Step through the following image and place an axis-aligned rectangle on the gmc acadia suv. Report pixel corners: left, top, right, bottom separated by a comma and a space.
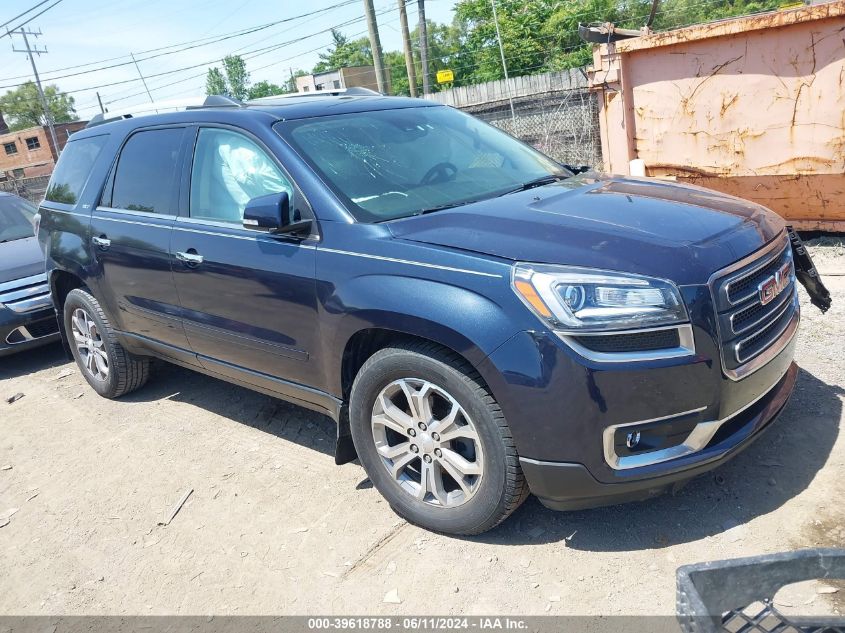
37, 93, 830, 535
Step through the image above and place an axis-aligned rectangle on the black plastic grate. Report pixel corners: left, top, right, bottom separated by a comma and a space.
573, 328, 680, 353
26, 318, 59, 338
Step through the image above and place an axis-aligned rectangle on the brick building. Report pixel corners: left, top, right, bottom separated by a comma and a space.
0, 112, 87, 180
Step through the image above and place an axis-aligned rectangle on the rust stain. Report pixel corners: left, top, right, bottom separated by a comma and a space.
720, 93, 739, 115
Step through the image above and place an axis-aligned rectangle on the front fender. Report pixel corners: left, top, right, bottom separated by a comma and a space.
319, 274, 522, 397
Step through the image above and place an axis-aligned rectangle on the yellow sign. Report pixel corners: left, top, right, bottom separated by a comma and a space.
436, 69, 454, 84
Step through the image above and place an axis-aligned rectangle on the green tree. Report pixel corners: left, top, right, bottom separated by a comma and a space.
205, 55, 250, 100
205, 67, 227, 96
0, 82, 78, 131
247, 80, 285, 99
313, 29, 372, 73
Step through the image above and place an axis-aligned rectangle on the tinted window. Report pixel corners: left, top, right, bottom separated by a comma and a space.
189, 128, 292, 224
110, 128, 184, 214
46, 134, 109, 205
0, 195, 37, 242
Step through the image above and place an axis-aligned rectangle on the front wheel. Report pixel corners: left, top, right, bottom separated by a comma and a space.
63, 288, 150, 399
349, 342, 528, 535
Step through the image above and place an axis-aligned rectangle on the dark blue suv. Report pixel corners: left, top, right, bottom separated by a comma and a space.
37, 92, 828, 535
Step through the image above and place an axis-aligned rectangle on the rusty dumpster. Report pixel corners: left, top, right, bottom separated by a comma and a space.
588, 1, 845, 231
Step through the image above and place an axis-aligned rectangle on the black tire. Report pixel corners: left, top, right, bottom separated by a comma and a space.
349, 341, 529, 535
63, 288, 150, 399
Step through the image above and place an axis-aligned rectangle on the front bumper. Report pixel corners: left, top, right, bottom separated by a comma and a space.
520, 361, 796, 510
477, 273, 800, 510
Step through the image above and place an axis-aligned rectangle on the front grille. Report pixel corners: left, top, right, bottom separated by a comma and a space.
573, 328, 681, 353
711, 235, 799, 377
0, 273, 52, 313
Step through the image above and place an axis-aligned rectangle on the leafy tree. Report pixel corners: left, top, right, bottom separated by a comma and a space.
285, 69, 308, 93
205, 67, 227, 97
0, 82, 78, 131
248, 80, 285, 99
205, 55, 250, 100
313, 29, 372, 73
222, 55, 250, 100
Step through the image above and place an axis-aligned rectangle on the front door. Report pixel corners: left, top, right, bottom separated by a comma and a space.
89, 126, 192, 355
171, 126, 320, 389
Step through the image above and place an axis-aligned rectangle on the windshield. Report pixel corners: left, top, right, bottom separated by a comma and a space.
0, 194, 37, 243
275, 106, 568, 222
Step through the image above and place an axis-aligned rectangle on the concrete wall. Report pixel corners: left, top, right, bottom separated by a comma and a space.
589, 2, 845, 231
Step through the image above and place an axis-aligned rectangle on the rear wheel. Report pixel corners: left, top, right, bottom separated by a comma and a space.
349, 342, 528, 535
63, 288, 150, 398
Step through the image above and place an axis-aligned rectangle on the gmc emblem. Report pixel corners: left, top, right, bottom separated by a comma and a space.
758, 261, 792, 305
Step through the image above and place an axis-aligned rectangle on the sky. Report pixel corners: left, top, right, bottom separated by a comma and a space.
0, 0, 458, 120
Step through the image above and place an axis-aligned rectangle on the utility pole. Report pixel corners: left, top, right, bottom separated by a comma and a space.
95, 92, 105, 114
417, 0, 430, 95
362, 0, 388, 93
490, 0, 515, 121
130, 52, 156, 108
397, 0, 417, 97
11, 28, 59, 158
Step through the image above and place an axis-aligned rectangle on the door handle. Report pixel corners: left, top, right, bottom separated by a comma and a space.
91, 236, 111, 249
176, 250, 204, 266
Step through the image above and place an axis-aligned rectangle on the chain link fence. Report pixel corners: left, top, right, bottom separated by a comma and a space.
1, 175, 50, 205
464, 90, 602, 169
427, 69, 603, 170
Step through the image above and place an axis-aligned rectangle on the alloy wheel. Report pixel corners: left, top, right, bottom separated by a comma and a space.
371, 378, 484, 507
70, 307, 109, 382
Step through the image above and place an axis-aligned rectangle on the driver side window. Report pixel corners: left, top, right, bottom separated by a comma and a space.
189, 128, 293, 224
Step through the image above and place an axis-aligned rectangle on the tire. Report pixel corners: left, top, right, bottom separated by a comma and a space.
349, 341, 529, 535
63, 288, 150, 399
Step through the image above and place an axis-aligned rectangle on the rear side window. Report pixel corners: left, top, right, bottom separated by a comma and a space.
106, 128, 184, 214
45, 135, 109, 205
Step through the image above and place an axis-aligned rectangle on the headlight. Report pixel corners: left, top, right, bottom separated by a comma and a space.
512, 264, 688, 331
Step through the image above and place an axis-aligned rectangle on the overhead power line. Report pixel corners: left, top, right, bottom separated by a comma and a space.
1, 0, 64, 38
0, 0, 361, 87
0, 0, 54, 32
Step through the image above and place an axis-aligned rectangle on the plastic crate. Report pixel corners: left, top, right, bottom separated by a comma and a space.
677, 549, 845, 633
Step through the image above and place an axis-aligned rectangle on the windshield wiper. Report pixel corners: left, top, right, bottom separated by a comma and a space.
415, 199, 479, 216
499, 174, 569, 196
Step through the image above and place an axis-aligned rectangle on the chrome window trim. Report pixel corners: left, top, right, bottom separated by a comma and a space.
554, 323, 695, 363
602, 362, 789, 470
173, 216, 320, 244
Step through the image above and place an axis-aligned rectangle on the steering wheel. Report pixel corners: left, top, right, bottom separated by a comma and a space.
420, 162, 458, 186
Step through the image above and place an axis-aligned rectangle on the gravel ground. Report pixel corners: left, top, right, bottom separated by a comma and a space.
1, 246, 843, 617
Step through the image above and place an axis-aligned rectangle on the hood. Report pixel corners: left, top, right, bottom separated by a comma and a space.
387, 175, 786, 285
0, 236, 45, 284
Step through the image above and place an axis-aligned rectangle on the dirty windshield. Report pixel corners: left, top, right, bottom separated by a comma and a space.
275, 106, 566, 222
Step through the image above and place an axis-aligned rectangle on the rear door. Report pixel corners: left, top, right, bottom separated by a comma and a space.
89, 126, 193, 356
170, 125, 320, 388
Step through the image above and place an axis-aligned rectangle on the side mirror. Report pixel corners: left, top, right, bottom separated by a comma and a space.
243, 191, 312, 237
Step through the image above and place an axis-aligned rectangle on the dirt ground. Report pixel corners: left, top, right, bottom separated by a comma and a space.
1, 243, 843, 616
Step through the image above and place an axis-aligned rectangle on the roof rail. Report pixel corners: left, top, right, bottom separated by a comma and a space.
192, 94, 246, 108
247, 86, 382, 104
85, 94, 245, 129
